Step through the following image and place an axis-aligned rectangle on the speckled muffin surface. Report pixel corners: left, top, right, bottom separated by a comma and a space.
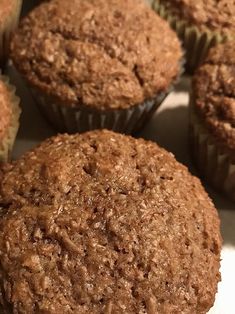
192, 42, 235, 157
11, 0, 182, 110
161, 0, 235, 35
0, 130, 221, 313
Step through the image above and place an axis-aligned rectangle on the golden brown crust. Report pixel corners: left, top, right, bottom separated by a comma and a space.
161, 0, 235, 35
11, 0, 182, 110
193, 42, 235, 157
0, 130, 221, 313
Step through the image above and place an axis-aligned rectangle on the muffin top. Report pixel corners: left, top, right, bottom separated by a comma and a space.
0, 80, 13, 143
0, 130, 221, 313
161, 0, 235, 35
10, 0, 182, 110
193, 42, 235, 156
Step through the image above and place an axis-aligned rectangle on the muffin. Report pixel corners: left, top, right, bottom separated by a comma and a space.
0, 130, 221, 313
0, 75, 21, 162
10, 0, 183, 134
190, 42, 235, 200
152, 0, 235, 72
0, 0, 22, 68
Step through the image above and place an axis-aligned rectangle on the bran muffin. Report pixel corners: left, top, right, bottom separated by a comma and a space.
0, 130, 221, 313
152, 0, 235, 72
0, 75, 21, 162
10, 0, 183, 134
0, 0, 22, 68
190, 42, 235, 200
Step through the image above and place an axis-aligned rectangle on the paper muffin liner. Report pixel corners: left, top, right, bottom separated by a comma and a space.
0, 0, 22, 68
152, 0, 228, 73
189, 101, 235, 201
31, 88, 169, 134
30, 57, 184, 134
0, 74, 21, 162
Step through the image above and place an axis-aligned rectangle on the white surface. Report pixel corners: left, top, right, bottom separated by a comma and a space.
7, 67, 235, 314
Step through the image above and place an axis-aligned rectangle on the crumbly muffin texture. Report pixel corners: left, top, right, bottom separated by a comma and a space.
193, 42, 235, 155
0, 130, 221, 313
161, 0, 235, 34
11, 0, 182, 110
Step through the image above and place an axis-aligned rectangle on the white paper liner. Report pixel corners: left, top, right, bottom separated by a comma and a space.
0, 74, 21, 162
0, 0, 22, 68
152, 0, 228, 72
189, 103, 235, 201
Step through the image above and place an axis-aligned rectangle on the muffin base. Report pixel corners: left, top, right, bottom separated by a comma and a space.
31, 88, 168, 134
30, 57, 184, 134
152, 0, 228, 73
0, 75, 21, 162
189, 103, 235, 201
0, 0, 22, 68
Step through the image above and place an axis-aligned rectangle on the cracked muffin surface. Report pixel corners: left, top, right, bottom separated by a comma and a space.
0, 130, 221, 313
10, 0, 182, 109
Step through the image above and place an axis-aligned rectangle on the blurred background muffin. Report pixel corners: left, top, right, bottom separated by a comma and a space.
11, 0, 183, 134
0, 74, 21, 162
0, 130, 221, 313
190, 42, 235, 200
152, 0, 235, 72
0, 0, 22, 68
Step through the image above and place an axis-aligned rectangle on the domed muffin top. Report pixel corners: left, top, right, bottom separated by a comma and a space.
193, 42, 235, 155
0, 130, 221, 313
10, 0, 182, 110
0, 80, 13, 142
161, 0, 235, 34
